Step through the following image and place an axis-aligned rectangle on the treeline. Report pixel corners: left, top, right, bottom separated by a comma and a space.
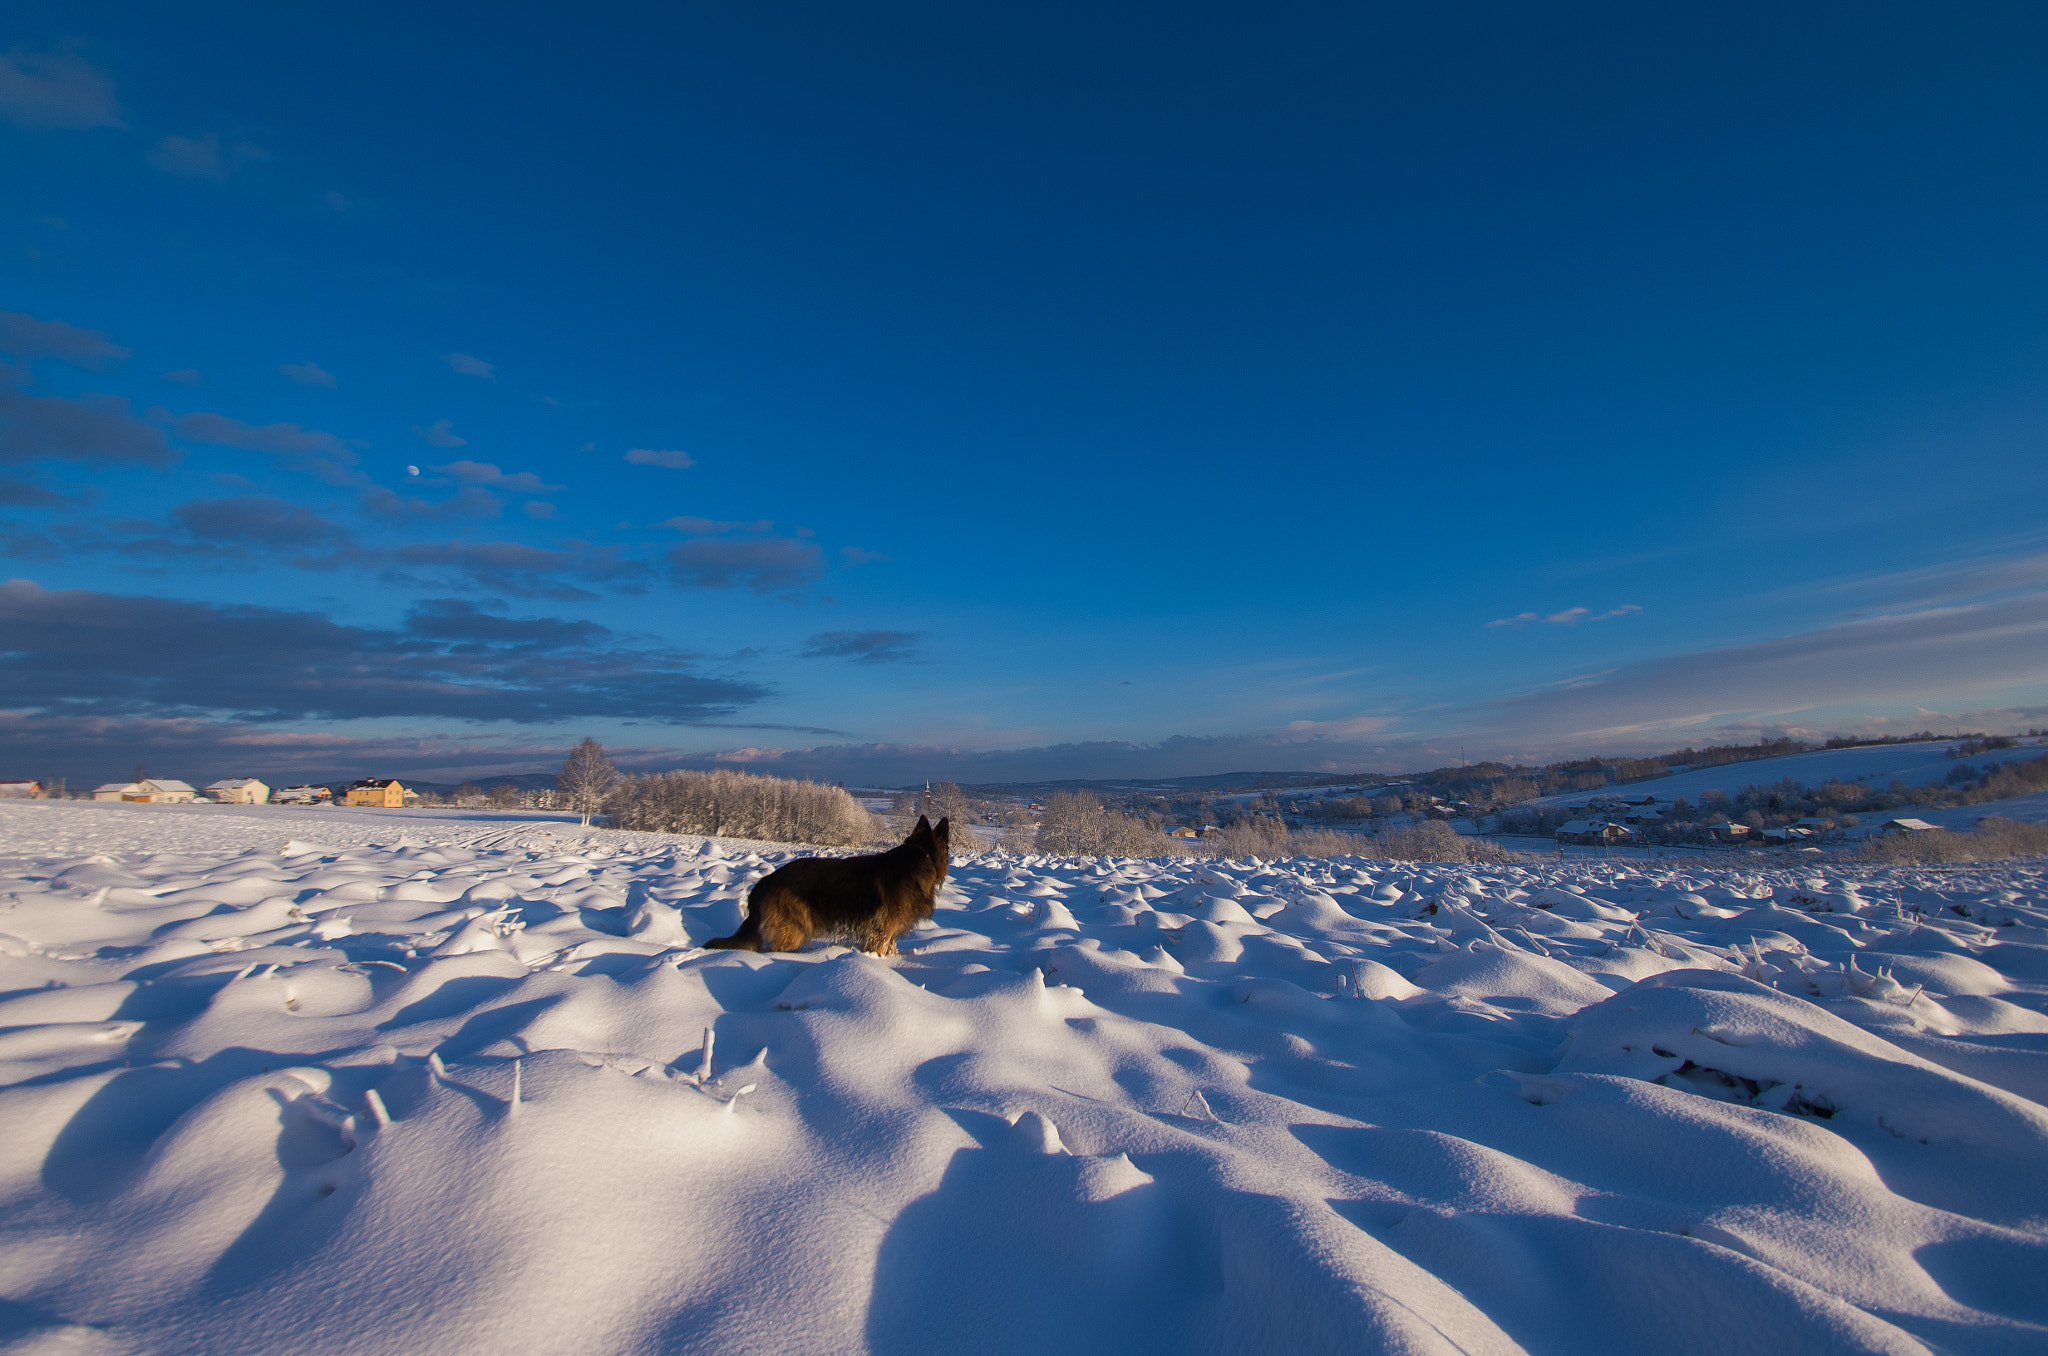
606, 768, 879, 846
1036, 790, 1514, 863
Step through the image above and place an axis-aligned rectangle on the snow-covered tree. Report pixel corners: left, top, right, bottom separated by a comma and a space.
557, 738, 619, 826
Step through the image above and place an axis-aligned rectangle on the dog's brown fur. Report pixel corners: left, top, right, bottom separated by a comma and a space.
703, 815, 950, 955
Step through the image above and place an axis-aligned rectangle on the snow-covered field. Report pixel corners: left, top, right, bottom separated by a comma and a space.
2, 801, 2046, 1355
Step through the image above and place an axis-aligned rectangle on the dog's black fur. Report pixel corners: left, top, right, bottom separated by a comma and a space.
703, 815, 950, 955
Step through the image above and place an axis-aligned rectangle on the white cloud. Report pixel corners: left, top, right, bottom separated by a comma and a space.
280, 361, 336, 389
625, 448, 695, 469
160, 369, 202, 385
443, 353, 495, 379
0, 47, 122, 130
412, 419, 467, 448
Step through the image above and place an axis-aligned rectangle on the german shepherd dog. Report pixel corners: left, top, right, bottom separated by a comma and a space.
704, 815, 950, 955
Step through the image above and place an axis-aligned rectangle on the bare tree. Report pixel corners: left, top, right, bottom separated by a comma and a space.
557, 737, 620, 826
488, 781, 520, 810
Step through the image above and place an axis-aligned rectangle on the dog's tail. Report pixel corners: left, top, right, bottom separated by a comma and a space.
702, 913, 762, 951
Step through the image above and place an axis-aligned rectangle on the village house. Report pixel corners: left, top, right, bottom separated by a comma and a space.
1556, 819, 1634, 846
0, 780, 45, 798
344, 778, 408, 808
1710, 821, 1753, 843
100, 780, 199, 804
205, 778, 271, 805
273, 784, 334, 805
1880, 817, 1941, 835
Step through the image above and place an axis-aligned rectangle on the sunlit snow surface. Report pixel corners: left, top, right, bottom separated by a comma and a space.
2, 801, 2046, 1355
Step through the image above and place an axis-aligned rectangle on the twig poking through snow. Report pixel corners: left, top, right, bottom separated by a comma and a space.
696, 1027, 715, 1085
1179, 1089, 1217, 1122
723, 1083, 757, 1115
363, 1088, 390, 1129
510, 1058, 522, 1115
428, 1052, 446, 1079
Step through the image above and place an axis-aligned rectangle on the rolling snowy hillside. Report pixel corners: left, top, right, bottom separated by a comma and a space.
1535, 739, 2048, 806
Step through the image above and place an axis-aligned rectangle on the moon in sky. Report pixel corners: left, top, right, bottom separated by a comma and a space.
406, 465, 419, 476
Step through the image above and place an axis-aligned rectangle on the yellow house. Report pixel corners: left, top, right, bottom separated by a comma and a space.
344, 778, 407, 808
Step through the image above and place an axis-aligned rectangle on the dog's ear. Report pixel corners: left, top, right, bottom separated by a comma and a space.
910, 814, 932, 839
933, 817, 950, 853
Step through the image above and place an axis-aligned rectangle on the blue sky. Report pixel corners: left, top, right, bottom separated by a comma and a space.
4, 2, 2047, 785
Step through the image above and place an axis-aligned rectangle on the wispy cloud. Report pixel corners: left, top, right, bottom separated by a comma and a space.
2, 383, 172, 468
149, 132, 268, 180
667, 536, 822, 593
280, 361, 337, 388
429, 459, 563, 493
0, 46, 122, 130
163, 409, 362, 485
625, 448, 694, 469
389, 537, 653, 600
840, 546, 892, 565
1458, 596, 2048, 747
359, 484, 503, 521
659, 515, 772, 534
800, 630, 925, 664
443, 353, 495, 379
412, 419, 466, 448
1488, 603, 1641, 628
0, 310, 129, 369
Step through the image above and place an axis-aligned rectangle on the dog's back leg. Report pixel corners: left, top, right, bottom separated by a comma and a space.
703, 912, 763, 951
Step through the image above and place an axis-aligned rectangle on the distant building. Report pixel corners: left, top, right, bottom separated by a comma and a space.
110, 780, 198, 804
1556, 819, 1633, 846
273, 784, 334, 805
1880, 817, 1940, 834
1710, 822, 1752, 842
205, 778, 271, 805
344, 778, 407, 808
0, 780, 45, 798
1763, 826, 1810, 843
